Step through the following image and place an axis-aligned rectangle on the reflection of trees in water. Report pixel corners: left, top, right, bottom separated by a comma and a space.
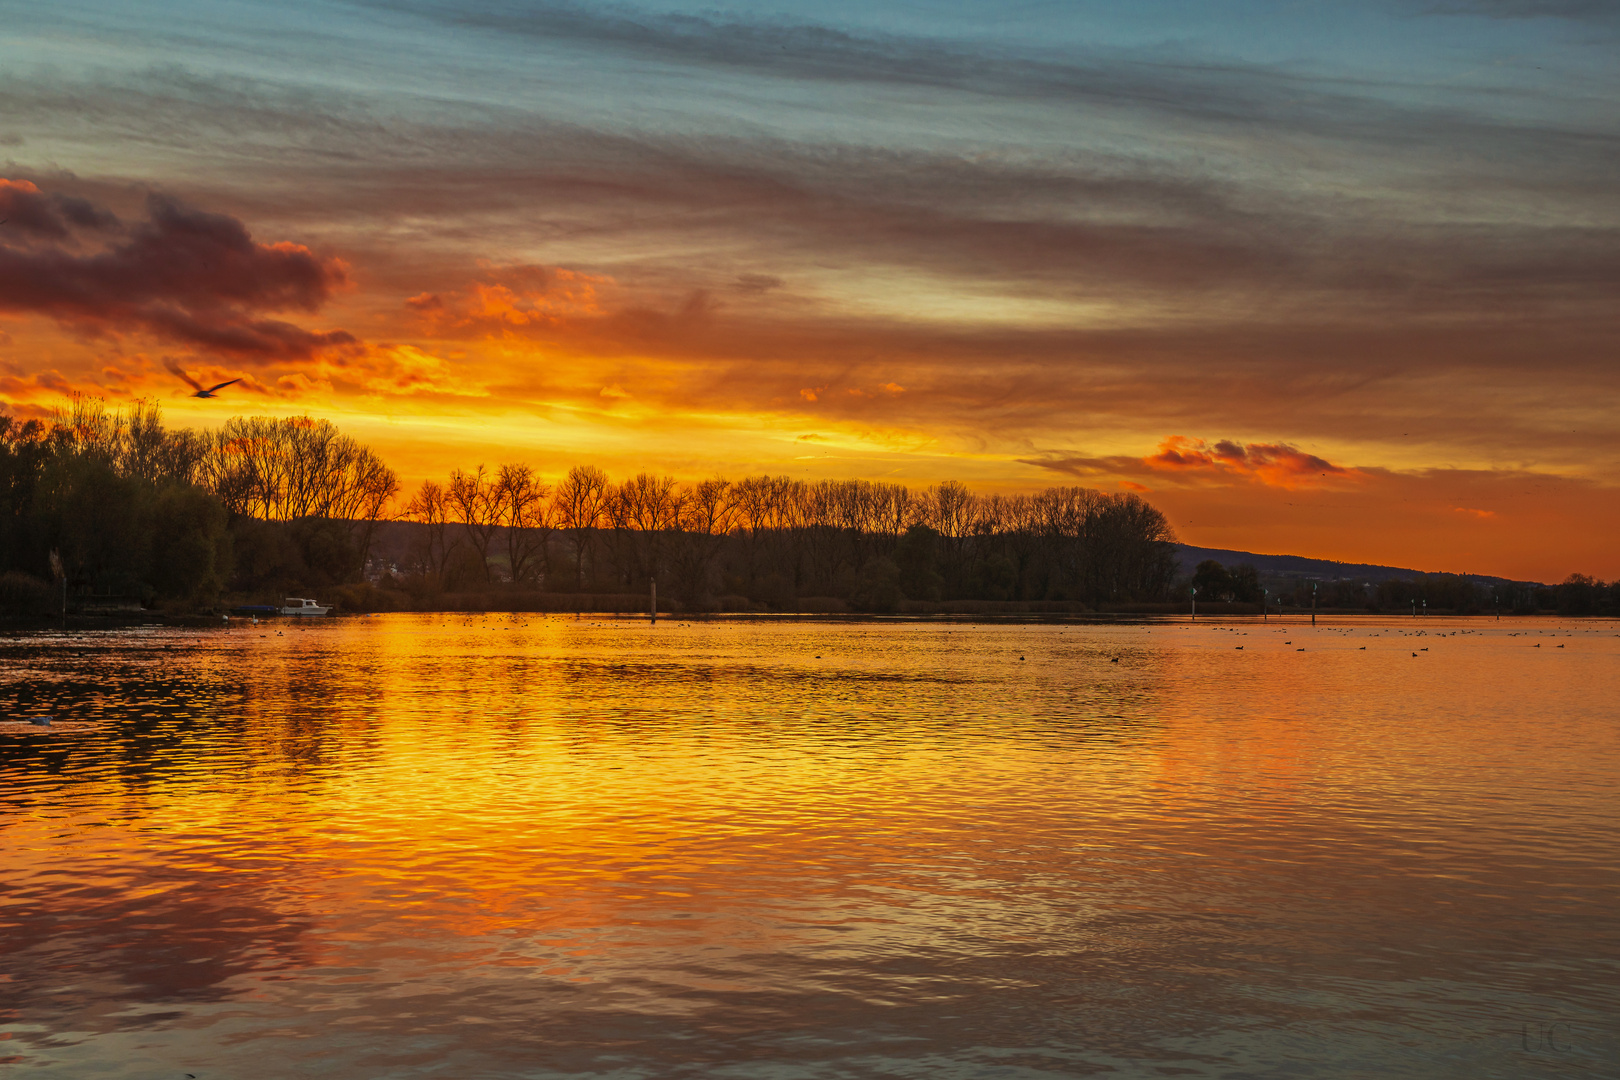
0, 633, 403, 788
0, 638, 251, 790
240, 643, 394, 772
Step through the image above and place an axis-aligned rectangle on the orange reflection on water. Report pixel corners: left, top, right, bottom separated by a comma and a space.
1, 615, 1617, 1077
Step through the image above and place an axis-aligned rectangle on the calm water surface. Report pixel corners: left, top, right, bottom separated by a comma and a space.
1, 615, 1616, 1078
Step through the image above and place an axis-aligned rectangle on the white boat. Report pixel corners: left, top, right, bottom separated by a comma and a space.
279, 597, 331, 616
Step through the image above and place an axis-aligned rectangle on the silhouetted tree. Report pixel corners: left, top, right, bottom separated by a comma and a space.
447, 465, 501, 581
555, 464, 609, 590
495, 463, 552, 585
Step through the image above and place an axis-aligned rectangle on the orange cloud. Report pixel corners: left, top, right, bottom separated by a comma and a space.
1146, 436, 1359, 489
410, 264, 610, 333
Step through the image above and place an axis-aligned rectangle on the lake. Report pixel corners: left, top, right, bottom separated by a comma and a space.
2, 615, 1616, 1078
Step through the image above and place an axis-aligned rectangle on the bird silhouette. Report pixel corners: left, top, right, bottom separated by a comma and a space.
165, 359, 241, 398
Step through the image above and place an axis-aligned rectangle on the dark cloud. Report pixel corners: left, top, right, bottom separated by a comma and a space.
0, 184, 352, 360
0, 178, 119, 239
1018, 453, 1144, 479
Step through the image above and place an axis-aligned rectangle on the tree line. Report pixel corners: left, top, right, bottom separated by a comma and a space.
4, 400, 1609, 616
391, 465, 1179, 611
1188, 557, 1617, 617
0, 401, 1177, 613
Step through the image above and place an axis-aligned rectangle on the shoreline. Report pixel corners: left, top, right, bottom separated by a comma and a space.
0, 607, 1603, 632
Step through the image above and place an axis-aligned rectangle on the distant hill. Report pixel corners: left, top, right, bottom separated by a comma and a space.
1171, 544, 1530, 588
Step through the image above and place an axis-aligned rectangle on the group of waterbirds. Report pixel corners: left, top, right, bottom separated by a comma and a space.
1179, 621, 1590, 659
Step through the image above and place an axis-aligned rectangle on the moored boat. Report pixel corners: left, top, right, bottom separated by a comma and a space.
279, 597, 331, 616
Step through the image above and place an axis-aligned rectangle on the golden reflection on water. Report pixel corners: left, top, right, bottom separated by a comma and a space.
2, 615, 1617, 1077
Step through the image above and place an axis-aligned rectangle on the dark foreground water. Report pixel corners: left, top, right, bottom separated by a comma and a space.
1, 615, 1616, 1078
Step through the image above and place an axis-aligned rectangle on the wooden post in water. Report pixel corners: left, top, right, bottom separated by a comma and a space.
650, 577, 657, 624
49, 548, 65, 629
1311, 582, 1317, 626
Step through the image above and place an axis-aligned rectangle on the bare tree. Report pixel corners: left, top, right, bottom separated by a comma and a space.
670, 477, 735, 603
554, 464, 609, 590
609, 473, 682, 587
336, 452, 400, 575
448, 465, 502, 581
402, 480, 458, 580
197, 415, 396, 533
868, 482, 912, 557
496, 463, 553, 585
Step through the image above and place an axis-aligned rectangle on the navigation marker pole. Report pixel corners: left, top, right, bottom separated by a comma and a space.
49, 548, 65, 630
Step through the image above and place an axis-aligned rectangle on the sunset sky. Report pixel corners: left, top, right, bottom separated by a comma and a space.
1, 0, 1616, 581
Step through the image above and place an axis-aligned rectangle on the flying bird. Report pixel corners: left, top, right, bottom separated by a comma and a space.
166, 360, 241, 398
